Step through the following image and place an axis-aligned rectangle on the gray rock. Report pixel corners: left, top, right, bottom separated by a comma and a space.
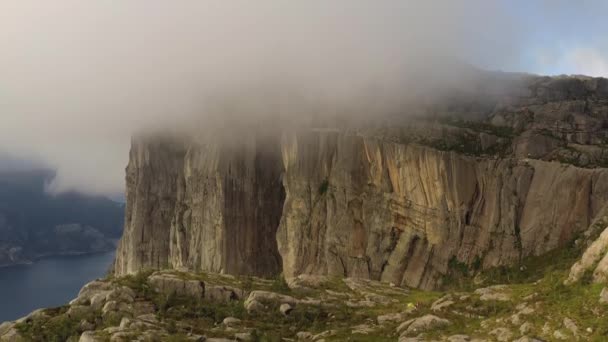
519, 322, 533, 335
79, 331, 102, 342
474, 286, 511, 302
223, 317, 242, 327
447, 335, 470, 342
244, 299, 264, 314
296, 331, 313, 340
280, 303, 293, 316
80, 319, 96, 331
351, 324, 375, 335
553, 330, 568, 340
377, 312, 405, 324
563, 317, 578, 336
397, 315, 450, 336
234, 332, 253, 341
512, 337, 543, 342
488, 327, 512, 342
600, 287, 608, 304
205, 285, 244, 303
148, 273, 204, 299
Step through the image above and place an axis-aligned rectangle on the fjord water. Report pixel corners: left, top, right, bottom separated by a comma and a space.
0, 251, 115, 322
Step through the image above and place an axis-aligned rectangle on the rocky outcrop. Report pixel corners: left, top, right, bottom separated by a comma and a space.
115, 130, 608, 290
115, 133, 284, 277
114, 75, 608, 290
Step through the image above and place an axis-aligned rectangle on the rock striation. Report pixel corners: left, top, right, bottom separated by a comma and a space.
115, 75, 608, 290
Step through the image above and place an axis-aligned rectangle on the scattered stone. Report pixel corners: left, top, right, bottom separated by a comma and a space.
311, 330, 336, 340
489, 327, 512, 342
223, 317, 242, 327
296, 331, 313, 340
245, 291, 298, 308
431, 295, 455, 312
0, 327, 22, 342
244, 299, 264, 314
80, 319, 96, 331
447, 335, 470, 342
79, 331, 102, 342
510, 314, 521, 325
553, 330, 567, 340
377, 312, 405, 324
512, 337, 543, 342
325, 290, 349, 299
474, 285, 511, 301
351, 324, 375, 334
397, 315, 450, 336
287, 275, 329, 289
205, 285, 245, 303
235, 332, 253, 341
280, 303, 293, 316
600, 287, 608, 304
363, 292, 395, 305
519, 322, 533, 335
563, 317, 578, 336
346, 300, 375, 308
67, 305, 92, 318
118, 318, 131, 329
148, 273, 204, 299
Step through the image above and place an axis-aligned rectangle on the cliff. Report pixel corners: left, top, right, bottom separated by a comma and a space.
114, 75, 608, 290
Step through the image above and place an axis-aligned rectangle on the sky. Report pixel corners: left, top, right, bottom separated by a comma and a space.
1, 1, 608, 196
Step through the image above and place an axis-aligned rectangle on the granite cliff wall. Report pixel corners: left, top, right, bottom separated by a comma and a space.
114, 130, 608, 290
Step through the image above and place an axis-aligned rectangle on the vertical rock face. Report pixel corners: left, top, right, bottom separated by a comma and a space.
115, 129, 608, 289
114, 136, 187, 275
114, 75, 608, 290
277, 132, 608, 289
115, 133, 284, 277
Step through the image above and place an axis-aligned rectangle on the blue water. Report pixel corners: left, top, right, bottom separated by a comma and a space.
0, 251, 115, 322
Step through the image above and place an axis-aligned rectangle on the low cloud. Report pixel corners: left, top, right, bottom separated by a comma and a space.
0, 1, 533, 195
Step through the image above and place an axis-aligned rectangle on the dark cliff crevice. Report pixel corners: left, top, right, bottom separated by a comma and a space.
220, 136, 285, 277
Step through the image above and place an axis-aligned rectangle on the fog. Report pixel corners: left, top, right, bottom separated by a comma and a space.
0, 1, 529, 195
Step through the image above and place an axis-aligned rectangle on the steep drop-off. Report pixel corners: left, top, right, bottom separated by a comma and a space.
115, 75, 608, 290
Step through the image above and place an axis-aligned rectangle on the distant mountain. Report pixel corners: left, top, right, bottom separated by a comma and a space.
0, 169, 124, 266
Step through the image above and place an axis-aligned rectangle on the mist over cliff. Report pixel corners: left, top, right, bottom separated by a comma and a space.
0, 0, 536, 195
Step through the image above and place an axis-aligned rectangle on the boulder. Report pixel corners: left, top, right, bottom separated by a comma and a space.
519, 322, 533, 335
489, 327, 512, 342
244, 291, 298, 309
287, 275, 330, 289
600, 287, 608, 304
280, 303, 293, 316
223, 317, 242, 327
234, 332, 253, 341
377, 312, 406, 324
474, 285, 511, 301
79, 331, 103, 342
553, 330, 568, 340
351, 324, 375, 335
431, 295, 455, 312
148, 274, 204, 299
563, 317, 578, 336
447, 335, 470, 342
244, 299, 264, 314
205, 285, 244, 303
397, 315, 450, 336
